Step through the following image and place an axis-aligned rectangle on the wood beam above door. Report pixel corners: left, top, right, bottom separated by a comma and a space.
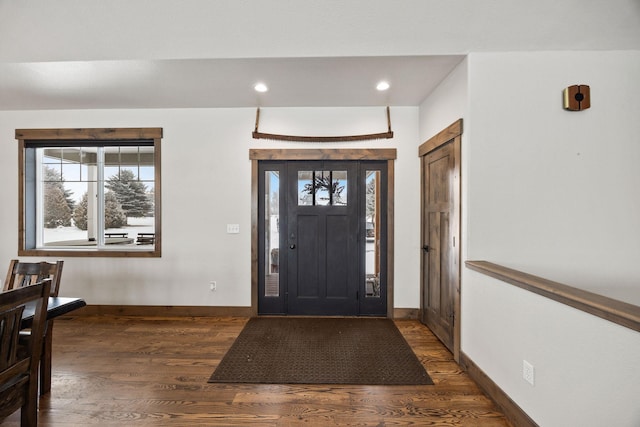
250, 149, 397, 161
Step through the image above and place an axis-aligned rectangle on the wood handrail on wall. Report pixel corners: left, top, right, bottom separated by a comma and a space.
465, 261, 640, 333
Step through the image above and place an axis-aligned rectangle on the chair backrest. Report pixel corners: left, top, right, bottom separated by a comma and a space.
0, 279, 50, 424
4, 260, 64, 297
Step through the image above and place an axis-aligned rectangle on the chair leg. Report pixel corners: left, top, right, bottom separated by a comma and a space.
23, 380, 39, 427
39, 323, 54, 396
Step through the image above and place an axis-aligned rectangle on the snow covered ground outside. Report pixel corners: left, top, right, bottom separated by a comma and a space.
43, 216, 154, 246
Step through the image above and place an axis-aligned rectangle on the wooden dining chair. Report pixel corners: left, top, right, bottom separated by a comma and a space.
0, 279, 51, 427
4, 260, 64, 395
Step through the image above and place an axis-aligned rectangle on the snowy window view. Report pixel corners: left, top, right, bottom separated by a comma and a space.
264, 171, 280, 297
23, 142, 157, 252
365, 170, 381, 298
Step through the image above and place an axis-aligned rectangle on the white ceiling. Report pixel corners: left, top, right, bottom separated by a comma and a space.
1, 0, 638, 111
0, 56, 464, 110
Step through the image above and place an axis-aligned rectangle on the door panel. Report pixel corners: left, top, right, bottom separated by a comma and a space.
421, 142, 455, 351
296, 214, 320, 297
326, 215, 350, 298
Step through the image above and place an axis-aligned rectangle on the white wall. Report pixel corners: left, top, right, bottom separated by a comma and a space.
0, 106, 420, 308
467, 50, 640, 303
418, 57, 470, 270
462, 51, 640, 426
419, 57, 468, 143
465, 269, 640, 427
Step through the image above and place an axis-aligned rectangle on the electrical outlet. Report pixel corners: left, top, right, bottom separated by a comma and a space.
210, 281, 217, 291
522, 360, 535, 386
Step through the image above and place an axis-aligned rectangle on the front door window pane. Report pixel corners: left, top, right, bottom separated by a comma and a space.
332, 170, 348, 206
298, 170, 348, 206
298, 171, 313, 206
315, 171, 331, 206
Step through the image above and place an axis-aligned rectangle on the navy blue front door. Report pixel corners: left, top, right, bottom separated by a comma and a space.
286, 162, 359, 315
258, 160, 387, 316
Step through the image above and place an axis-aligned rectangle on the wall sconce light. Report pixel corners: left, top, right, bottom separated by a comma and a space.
563, 85, 590, 111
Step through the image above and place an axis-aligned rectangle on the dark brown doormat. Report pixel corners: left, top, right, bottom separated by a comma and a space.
209, 317, 433, 385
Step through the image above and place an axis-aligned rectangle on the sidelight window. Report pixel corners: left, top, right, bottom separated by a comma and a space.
264, 170, 280, 297
365, 170, 381, 297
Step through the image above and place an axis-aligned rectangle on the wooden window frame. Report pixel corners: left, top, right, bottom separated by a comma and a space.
15, 128, 162, 258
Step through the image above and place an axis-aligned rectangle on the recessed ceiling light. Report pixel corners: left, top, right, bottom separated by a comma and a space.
376, 81, 390, 91
254, 82, 268, 93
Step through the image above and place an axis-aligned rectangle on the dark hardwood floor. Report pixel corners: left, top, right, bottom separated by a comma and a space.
2, 316, 510, 426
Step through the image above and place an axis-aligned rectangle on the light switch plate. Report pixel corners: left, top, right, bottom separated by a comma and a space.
227, 224, 240, 234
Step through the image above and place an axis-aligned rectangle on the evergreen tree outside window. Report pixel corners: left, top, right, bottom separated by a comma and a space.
106, 169, 153, 218
43, 165, 75, 228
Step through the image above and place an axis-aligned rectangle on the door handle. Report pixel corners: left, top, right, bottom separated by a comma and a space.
422, 245, 430, 253
289, 244, 296, 249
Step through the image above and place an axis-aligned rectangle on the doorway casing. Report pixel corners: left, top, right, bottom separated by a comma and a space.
418, 119, 462, 362
249, 149, 397, 317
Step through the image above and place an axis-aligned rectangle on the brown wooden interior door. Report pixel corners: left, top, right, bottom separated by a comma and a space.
420, 140, 457, 353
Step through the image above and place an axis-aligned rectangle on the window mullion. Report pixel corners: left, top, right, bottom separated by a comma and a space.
35, 150, 44, 248
96, 147, 105, 246
312, 171, 317, 206
329, 171, 333, 206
